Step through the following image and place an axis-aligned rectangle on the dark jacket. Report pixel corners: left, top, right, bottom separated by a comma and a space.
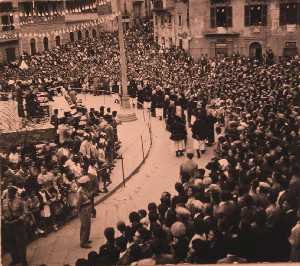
153, 91, 164, 108
170, 117, 187, 141
192, 115, 208, 140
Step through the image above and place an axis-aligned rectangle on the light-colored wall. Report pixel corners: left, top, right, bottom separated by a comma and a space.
154, 0, 189, 50
155, 0, 300, 59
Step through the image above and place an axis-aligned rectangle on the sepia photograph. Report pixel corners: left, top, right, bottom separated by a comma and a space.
0, 0, 300, 265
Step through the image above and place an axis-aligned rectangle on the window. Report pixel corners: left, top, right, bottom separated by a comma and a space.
0, 2, 13, 12
168, 15, 172, 24
280, 3, 300, 25
43, 37, 49, 51
161, 37, 165, 47
85, 30, 89, 39
155, 15, 158, 25
169, 37, 173, 46
70, 32, 75, 42
178, 15, 182, 26
211, 6, 232, 27
179, 39, 183, 49
55, 36, 61, 47
1, 15, 14, 31
30, 39, 36, 55
78, 31, 82, 40
245, 5, 267, 26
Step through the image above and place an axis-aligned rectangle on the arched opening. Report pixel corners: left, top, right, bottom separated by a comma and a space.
55, 36, 61, 47
77, 31, 82, 41
43, 37, 49, 51
70, 32, 74, 43
249, 42, 262, 60
85, 30, 89, 39
92, 29, 97, 39
30, 38, 36, 55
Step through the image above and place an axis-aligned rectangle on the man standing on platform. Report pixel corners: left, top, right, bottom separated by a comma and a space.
77, 175, 93, 249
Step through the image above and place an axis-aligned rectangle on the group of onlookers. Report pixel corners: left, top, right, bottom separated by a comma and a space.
1, 17, 300, 266
1, 93, 122, 265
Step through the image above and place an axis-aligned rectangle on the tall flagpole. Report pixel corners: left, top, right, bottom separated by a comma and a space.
117, 0, 128, 100
116, 0, 137, 122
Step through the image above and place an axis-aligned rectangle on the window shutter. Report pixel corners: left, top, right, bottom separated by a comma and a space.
226, 6, 232, 27
261, 4, 267, 26
245, 5, 250, 26
279, 4, 286, 26
211, 7, 216, 28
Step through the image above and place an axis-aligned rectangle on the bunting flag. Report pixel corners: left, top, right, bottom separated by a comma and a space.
0, 13, 116, 39
0, 0, 112, 28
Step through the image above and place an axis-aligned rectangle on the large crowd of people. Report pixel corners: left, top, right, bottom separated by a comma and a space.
1, 18, 300, 266
1, 88, 122, 265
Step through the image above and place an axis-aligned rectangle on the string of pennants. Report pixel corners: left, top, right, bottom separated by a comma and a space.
0, 13, 119, 40
0, 0, 112, 28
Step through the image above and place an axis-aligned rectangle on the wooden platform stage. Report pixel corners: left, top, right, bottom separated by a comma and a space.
0, 123, 55, 151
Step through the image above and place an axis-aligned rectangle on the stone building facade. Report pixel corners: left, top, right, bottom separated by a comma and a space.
0, 0, 114, 64
153, 0, 300, 59
110, 0, 152, 30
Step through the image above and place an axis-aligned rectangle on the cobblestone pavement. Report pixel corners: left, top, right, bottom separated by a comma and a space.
2, 98, 216, 266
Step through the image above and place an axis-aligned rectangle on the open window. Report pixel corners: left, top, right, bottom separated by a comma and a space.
211, 6, 232, 27
1, 15, 14, 31
245, 5, 267, 26
280, 3, 300, 25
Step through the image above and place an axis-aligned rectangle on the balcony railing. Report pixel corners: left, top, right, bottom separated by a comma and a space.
65, 12, 99, 22
204, 27, 239, 37
19, 15, 65, 25
0, 30, 19, 43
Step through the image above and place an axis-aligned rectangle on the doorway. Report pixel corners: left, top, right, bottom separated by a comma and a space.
249, 42, 262, 60
5, 47, 16, 62
43, 37, 49, 51
55, 36, 61, 47
30, 38, 36, 55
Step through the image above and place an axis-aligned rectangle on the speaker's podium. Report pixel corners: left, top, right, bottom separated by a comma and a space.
118, 95, 137, 122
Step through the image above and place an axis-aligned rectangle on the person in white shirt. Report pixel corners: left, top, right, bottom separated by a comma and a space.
79, 134, 92, 159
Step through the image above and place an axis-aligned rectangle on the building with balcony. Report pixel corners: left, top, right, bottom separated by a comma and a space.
110, 0, 152, 30
153, 0, 190, 50
0, 0, 20, 62
0, 0, 115, 64
153, 0, 300, 59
